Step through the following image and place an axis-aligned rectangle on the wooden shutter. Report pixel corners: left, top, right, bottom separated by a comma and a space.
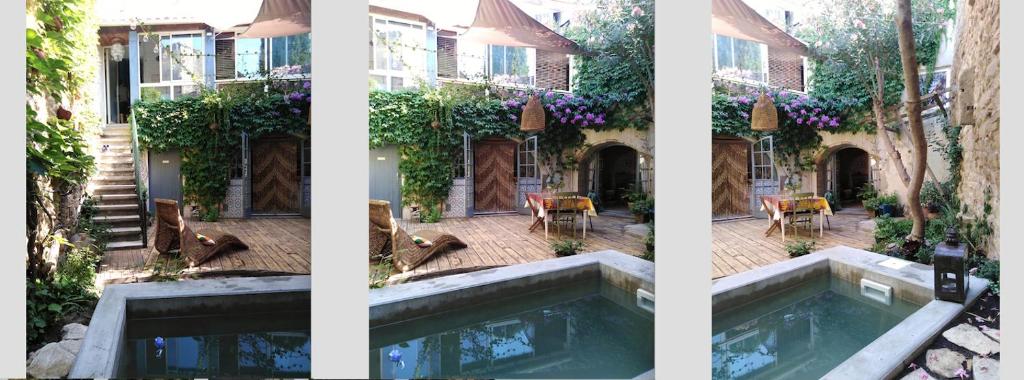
215, 38, 235, 80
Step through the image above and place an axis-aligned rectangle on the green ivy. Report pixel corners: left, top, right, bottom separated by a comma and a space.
135, 80, 310, 220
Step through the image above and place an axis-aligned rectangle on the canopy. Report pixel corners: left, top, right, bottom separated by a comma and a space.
712, 0, 807, 57
460, 0, 583, 55
237, 0, 311, 38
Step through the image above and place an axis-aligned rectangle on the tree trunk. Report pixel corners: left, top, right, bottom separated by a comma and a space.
872, 61, 912, 187
895, 0, 928, 241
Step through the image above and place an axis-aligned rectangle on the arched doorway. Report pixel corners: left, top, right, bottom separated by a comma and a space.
579, 144, 642, 213
819, 147, 872, 207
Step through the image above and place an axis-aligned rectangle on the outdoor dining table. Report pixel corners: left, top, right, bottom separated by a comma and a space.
525, 193, 598, 240
760, 194, 833, 242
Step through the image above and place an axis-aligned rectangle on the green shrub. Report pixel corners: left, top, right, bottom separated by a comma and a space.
642, 221, 654, 262
857, 183, 878, 201
54, 247, 99, 291
786, 240, 816, 257
630, 197, 654, 217
873, 216, 912, 244
551, 239, 585, 257
974, 259, 1000, 296
27, 279, 96, 346
419, 204, 442, 223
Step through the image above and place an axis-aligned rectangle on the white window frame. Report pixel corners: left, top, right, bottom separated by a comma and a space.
487, 45, 536, 87
139, 30, 206, 100
369, 14, 428, 91
215, 34, 312, 84
267, 33, 313, 78
712, 34, 770, 84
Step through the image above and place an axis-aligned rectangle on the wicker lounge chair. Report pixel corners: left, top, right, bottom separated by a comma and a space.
154, 199, 249, 267
369, 200, 467, 272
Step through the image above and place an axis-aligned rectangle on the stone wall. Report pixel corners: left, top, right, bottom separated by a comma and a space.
950, 0, 1000, 258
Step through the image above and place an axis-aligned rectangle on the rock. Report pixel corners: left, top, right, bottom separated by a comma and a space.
624, 223, 650, 239
981, 326, 1001, 342
58, 338, 83, 355
973, 356, 999, 380
943, 323, 1000, 355
858, 219, 877, 232
61, 323, 87, 341
926, 348, 966, 379
900, 368, 935, 380
25, 342, 76, 379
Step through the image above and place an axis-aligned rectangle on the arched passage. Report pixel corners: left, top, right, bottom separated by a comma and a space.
578, 142, 643, 212
816, 145, 873, 207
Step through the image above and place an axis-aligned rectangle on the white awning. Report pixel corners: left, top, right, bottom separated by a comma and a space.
712, 0, 807, 57
237, 0, 311, 38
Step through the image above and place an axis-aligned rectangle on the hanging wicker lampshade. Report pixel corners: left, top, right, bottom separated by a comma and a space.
520, 95, 545, 132
750, 93, 778, 132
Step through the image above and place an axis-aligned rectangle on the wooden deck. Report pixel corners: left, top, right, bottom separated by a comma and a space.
712, 209, 876, 279
97, 217, 310, 288
384, 213, 646, 283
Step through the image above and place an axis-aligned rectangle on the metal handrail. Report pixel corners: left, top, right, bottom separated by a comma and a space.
129, 114, 148, 247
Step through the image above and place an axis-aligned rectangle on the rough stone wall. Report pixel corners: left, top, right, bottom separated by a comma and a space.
768, 48, 803, 92
536, 50, 570, 90
950, 0, 1000, 257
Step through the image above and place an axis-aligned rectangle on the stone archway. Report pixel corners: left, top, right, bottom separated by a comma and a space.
577, 140, 649, 211
815, 143, 875, 206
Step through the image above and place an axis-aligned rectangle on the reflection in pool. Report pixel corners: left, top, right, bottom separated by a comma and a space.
124, 310, 310, 378
712, 275, 921, 380
370, 280, 653, 379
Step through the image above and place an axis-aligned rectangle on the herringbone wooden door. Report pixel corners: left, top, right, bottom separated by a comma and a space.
252, 138, 300, 214
474, 139, 517, 213
712, 139, 751, 219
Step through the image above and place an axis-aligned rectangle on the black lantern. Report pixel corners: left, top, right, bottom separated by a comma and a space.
934, 227, 969, 303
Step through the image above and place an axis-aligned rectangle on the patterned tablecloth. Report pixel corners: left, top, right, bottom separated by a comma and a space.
526, 193, 598, 218
760, 195, 833, 220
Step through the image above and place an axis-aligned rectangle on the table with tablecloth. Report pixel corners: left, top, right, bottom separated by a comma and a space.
525, 193, 597, 239
760, 195, 833, 241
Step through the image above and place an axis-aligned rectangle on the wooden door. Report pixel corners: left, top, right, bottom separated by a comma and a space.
252, 137, 300, 214
474, 139, 517, 213
712, 138, 751, 220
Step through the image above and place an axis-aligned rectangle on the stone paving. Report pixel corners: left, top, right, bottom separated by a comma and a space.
921, 323, 1000, 379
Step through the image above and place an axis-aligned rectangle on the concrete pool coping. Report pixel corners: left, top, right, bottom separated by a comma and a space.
69, 275, 311, 379
712, 246, 988, 380
369, 250, 654, 379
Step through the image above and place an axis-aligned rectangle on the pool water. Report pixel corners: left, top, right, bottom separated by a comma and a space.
712, 275, 922, 380
370, 279, 654, 379
123, 310, 310, 378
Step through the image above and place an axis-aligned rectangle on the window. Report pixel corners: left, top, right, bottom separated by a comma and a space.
919, 69, 950, 108
518, 136, 538, 178
235, 38, 268, 78
369, 15, 427, 91
270, 33, 311, 76
138, 32, 205, 100
490, 45, 535, 86
713, 34, 769, 83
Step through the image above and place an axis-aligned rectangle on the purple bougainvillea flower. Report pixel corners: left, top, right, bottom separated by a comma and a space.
788, 112, 797, 118
818, 122, 824, 129
548, 105, 557, 112
822, 115, 830, 122
808, 116, 818, 123
565, 108, 571, 113
291, 108, 301, 114
303, 81, 311, 89
560, 117, 568, 123
796, 118, 803, 125
740, 111, 749, 120
595, 117, 605, 124
556, 98, 565, 106
510, 114, 518, 121
738, 96, 750, 105
779, 90, 789, 98
579, 105, 587, 111
829, 119, 839, 127
800, 109, 807, 115
783, 105, 791, 112
813, 108, 821, 113
516, 91, 525, 97
586, 113, 595, 120
545, 91, 554, 98
582, 121, 589, 127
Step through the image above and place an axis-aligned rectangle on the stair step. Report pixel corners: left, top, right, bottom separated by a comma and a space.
106, 240, 144, 250
96, 193, 137, 200
97, 159, 133, 164
94, 214, 140, 222
94, 175, 135, 182
109, 226, 143, 235
94, 184, 136, 190
96, 204, 137, 211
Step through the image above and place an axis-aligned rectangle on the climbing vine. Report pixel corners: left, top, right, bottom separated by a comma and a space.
135, 78, 310, 220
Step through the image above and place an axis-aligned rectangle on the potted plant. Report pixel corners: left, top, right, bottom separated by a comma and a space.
630, 197, 654, 223
551, 239, 585, 257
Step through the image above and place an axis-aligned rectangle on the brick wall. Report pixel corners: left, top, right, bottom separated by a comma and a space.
536, 50, 569, 90
437, 37, 457, 79
768, 48, 804, 91
951, 0, 1000, 258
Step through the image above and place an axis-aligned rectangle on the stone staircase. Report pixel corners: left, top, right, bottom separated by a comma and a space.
90, 123, 145, 250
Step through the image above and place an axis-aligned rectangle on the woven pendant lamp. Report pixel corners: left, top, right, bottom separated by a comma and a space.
520, 95, 545, 132
750, 93, 778, 132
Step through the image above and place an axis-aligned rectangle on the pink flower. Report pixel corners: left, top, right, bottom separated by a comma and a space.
796, 118, 803, 125
853, 19, 866, 29
631, 6, 644, 17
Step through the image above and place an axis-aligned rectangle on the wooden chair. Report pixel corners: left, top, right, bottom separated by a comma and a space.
552, 192, 580, 238
788, 193, 816, 237
154, 199, 248, 267
369, 200, 467, 272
